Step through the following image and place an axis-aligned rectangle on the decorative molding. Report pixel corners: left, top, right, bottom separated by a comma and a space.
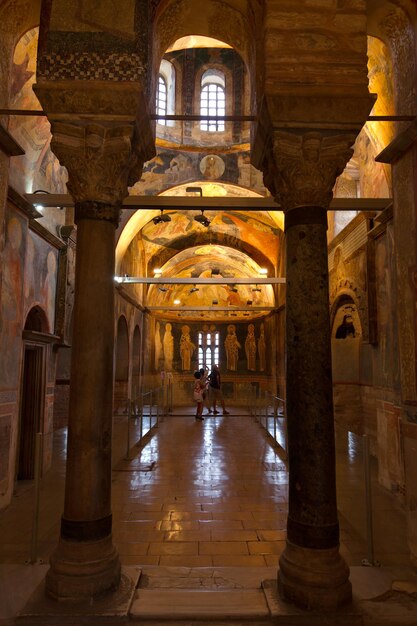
75, 201, 120, 226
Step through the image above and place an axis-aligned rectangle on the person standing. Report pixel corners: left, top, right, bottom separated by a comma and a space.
199, 366, 212, 415
208, 364, 229, 415
193, 370, 204, 420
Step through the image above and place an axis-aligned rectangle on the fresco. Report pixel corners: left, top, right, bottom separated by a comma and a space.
129, 149, 267, 197
8, 28, 67, 195
141, 244, 275, 322
0, 208, 58, 387
374, 227, 400, 389
139, 209, 280, 268
155, 319, 270, 375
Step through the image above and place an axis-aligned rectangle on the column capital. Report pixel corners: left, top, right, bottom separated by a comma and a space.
50, 121, 148, 208
263, 129, 356, 212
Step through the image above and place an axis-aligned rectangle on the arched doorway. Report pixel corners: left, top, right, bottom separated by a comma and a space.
114, 315, 129, 414
17, 306, 49, 480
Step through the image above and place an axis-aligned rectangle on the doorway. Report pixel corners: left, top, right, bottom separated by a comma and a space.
17, 343, 45, 480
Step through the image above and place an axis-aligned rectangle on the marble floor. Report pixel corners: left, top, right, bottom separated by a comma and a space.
0, 406, 410, 569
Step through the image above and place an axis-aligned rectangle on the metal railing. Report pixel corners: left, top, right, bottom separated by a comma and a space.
249, 386, 287, 459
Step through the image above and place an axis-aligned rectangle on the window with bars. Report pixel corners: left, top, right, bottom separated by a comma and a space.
198, 331, 220, 370
200, 69, 226, 132
156, 74, 167, 125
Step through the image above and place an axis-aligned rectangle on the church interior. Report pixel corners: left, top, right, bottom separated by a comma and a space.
1, 0, 417, 623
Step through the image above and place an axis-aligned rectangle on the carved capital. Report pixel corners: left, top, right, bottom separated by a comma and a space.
74, 201, 120, 226
264, 131, 356, 211
50, 121, 149, 206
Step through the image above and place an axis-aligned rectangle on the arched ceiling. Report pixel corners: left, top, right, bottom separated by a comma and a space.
117, 182, 283, 323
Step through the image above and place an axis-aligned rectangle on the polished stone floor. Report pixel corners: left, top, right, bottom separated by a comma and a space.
1, 407, 416, 624
0, 407, 410, 568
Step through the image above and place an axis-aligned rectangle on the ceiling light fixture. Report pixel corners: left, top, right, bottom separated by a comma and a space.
252, 285, 262, 292
174, 299, 181, 305
152, 209, 171, 225
259, 268, 268, 275
189, 285, 199, 294
154, 268, 162, 276
194, 209, 210, 227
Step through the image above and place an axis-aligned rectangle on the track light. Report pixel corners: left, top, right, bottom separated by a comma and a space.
194, 209, 210, 227
152, 210, 171, 225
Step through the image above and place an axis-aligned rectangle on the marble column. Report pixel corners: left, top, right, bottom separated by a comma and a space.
44, 122, 144, 600
267, 131, 357, 610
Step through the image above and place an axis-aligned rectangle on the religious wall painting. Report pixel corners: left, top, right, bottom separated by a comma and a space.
0, 214, 25, 387
245, 323, 256, 371
224, 324, 240, 371
154, 321, 162, 370
331, 300, 362, 385
130, 149, 265, 197
8, 28, 67, 195
163, 322, 174, 371
258, 322, 266, 372
179, 325, 196, 370
375, 229, 399, 389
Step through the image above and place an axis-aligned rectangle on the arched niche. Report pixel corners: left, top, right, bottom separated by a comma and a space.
132, 325, 141, 399
115, 316, 129, 382
331, 295, 363, 435
114, 315, 129, 414
24, 305, 50, 333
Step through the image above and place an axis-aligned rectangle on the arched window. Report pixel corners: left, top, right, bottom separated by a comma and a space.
200, 69, 225, 132
198, 330, 220, 370
156, 74, 168, 125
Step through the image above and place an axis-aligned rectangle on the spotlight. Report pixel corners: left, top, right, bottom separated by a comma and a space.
189, 285, 199, 294
194, 209, 210, 227
229, 284, 238, 293
158, 286, 168, 292
152, 210, 171, 225
252, 285, 262, 292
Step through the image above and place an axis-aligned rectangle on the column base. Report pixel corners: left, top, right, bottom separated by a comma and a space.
278, 540, 352, 611
45, 535, 121, 601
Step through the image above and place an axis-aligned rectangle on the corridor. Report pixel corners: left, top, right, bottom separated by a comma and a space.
1, 407, 416, 624
0, 407, 409, 569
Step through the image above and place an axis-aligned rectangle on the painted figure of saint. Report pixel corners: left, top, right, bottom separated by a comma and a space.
180, 325, 195, 370
163, 322, 174, 371
258, 323, 266, 372
224, 324, 241, 371
245, 323, 257, 371
155, 321, 162, 369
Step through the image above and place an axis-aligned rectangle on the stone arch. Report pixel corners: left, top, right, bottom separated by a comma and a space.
114, 315, 129, 414
150, 0, 256, 113
24, 304, 49, 333
131, 324, 141, 399
367, 0, 416, 113
115, 315, 129, 382
147, 230, 275, 275
331, 293, 364, 435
